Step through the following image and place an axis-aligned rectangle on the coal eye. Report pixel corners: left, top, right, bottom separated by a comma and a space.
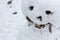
29, 6, 34, 11
45, 10, 52, 15
13, 12, 17, 15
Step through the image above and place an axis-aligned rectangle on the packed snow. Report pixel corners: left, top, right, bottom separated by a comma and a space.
0, 0, 60, 40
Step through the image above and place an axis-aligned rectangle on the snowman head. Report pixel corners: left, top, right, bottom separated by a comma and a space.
21, 0, 60, 32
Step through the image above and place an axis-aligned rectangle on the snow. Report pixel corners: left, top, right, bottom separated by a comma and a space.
0, 0, 60, 40
17, 0, 60, 40
0, 0, 26, 40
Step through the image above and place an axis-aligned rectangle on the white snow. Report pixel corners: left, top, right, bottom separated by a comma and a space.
0, 0, 60, 40
17, 0, 60, 40
0, 0, 26, 40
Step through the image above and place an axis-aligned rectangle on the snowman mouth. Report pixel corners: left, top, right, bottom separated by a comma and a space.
26, 16, 52, 33
26, 16, 34, 23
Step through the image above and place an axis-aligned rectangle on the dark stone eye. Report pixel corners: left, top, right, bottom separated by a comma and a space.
29, 6, 34, 11
7, 0, 12, 5
45, 10, 52, 15
13, 12, 17, 15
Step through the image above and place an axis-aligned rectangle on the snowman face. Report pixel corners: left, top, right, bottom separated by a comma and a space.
21, 0, 60, 28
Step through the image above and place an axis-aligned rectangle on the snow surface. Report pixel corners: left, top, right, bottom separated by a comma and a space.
0, 0, 60, 40
17, 0, 60, 40
0, 0, 27, 40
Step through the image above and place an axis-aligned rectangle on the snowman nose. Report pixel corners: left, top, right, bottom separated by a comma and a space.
37, 16, 42, 21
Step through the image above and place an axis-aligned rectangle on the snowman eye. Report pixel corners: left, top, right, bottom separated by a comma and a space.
28, 6, 34, 11
45, 10, 53, 15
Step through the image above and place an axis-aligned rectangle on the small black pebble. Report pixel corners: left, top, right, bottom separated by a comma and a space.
45, 10, 52, 15
13, 12, 17, 15
29, 6, 34, 11
7, 0, 12, 5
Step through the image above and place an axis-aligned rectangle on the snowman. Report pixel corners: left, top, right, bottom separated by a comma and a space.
17, 0, 60, 40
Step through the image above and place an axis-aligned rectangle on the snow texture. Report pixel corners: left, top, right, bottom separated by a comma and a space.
17, 0, 60, 40
0, 0, 60, 40
0, 0, 26, 40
